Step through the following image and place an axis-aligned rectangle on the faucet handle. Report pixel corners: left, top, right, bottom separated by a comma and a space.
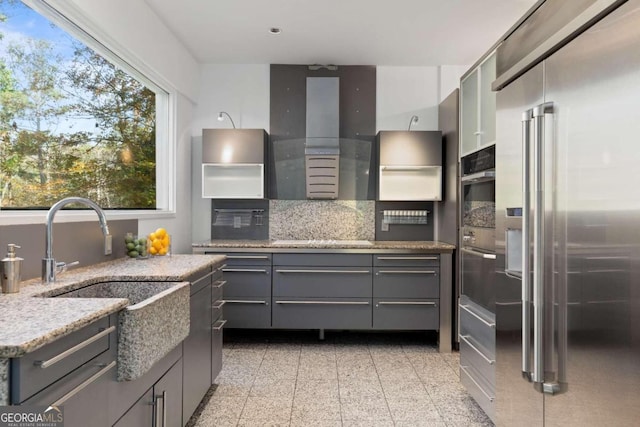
56, 261, 80, 274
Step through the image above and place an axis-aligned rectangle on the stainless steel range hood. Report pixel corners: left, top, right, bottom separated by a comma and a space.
305, 77, 340, 199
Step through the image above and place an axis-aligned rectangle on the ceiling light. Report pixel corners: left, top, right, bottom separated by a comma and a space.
269, 27, 282, 35
217, 111, 236, 129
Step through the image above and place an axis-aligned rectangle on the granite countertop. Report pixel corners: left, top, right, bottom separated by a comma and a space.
0, 254, 225, 358
193, 240, 456, 253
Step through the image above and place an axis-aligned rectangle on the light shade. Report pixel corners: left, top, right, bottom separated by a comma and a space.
217, 111, 236, 129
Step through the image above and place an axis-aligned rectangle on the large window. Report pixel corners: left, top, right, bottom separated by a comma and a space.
0, 0, 168, 210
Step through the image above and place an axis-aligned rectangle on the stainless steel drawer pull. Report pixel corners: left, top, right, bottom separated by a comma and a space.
216, 264, 227, 272
212, 319, 227, 331
376, 270, 437, 275
460, 304, 496, 329
377, 301, 437, 306
460, 365, 495, 402
376, 256, 438, 260
275, 269, 370, 274
51, 361, 116, 407
212, 300, 226, 309
212, 280, 227, 289
275, 300, 370, 305
35, 326, 116, 369
223, 300, 268, 304
226, 255, 270, 260
222, 268, 269, 273
461, 248, 497, 260
191, 270, 215, 286
460, 335, 495, 365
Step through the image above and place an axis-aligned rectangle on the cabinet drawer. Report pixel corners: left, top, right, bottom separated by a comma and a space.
223, 298, 271, 328
373, 298, 439, 330
188, 265, 217, 295
212, 299, 225, 323
272, 298, 371, 329
460, 363, 495, 422
211, 319, 225, 382
460, 336, 495, 387
373, 268, 439, 298
222, 266, 271, 297
218, 253, 271, 266
459, 302, 496, 353
11, 315, 114, 404
373, 254, 439, 267
273, 253, 371, 267
273, 267, 372, 298
212, 278, 225, 302
22, 346, 115, 426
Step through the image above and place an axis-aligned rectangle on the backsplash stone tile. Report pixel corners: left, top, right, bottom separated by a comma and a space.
269, 200, 375, 240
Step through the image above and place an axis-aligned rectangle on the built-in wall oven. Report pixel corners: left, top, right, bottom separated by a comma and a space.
460, 146, 496, 312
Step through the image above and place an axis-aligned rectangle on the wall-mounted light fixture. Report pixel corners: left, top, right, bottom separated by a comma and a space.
217, 111, 236, 129
408, 115, 419, 131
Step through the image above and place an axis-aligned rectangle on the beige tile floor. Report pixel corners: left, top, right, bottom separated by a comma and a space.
193, 331, 493, 427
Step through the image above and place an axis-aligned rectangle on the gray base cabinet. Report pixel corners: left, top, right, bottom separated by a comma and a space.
11, 314, 118, 427
221, 253, 272, 328
182, 267, 214, 426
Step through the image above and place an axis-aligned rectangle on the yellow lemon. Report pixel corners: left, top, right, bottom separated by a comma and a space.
162, 235, 170, 248
152, 239, 163, 251
149, 246, 158, 255
155, 227, 167, 239
159, 247, 168, 256
148, 232, 157, 241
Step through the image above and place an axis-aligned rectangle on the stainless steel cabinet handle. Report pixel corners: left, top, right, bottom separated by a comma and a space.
376, 256, 438, 260
376, 270, 437, 274
192, 270, 215, 286
226, 255, 270, 259
275, 300, 369, 305
460, 335, 495, 365
154, 390, 166, 427
460, 248, 496, 260
51, 361, 116, 407
212, 319, 227, 331
222, 268, 269, 273
223, 299, 268, 304
35, 326, 116, 369
376, 301, 437, 306
460, 171, 495, 183
460, 365, 495, 402
275, 269, 370, 274
212, 300, 226, 309
459, 304, 495, 328
216, 264, 227, 271
212, 280, 227, 289
522, 108, 533, 380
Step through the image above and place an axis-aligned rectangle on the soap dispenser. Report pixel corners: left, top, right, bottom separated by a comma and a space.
1, 244, 23, 293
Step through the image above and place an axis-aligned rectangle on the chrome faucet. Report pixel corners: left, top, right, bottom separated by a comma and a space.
42, 197, 113, 284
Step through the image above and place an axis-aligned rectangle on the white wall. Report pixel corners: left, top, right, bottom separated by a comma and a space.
376, 66, 440, 132
192, 64, 271, 136
439, 65, 469, 102
52, 0, 201, 101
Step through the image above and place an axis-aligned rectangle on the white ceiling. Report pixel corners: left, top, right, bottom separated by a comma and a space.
144, 0, 537, 66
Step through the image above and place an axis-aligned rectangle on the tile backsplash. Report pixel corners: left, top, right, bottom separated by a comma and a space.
269, 200, 375, 240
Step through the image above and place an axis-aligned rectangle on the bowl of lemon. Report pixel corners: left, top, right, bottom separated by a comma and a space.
148, 227, 171, 256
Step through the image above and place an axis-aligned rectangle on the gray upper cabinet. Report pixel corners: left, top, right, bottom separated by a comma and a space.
201, 129, 268, 199
460, 51, 496, 158
377, 130, 443, 201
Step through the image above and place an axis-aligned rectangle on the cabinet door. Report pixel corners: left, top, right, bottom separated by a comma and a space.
182, 285, 212, 425
479, 52, 497, 146
460, 69, 479, 156
154, 359, 183, 427
114, 389, 153, 427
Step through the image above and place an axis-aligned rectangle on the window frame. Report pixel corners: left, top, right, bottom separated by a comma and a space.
0, 0, 177, 225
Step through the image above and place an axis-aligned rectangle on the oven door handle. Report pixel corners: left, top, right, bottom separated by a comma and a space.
461, 247, 496, 260
461, 170, 496, 183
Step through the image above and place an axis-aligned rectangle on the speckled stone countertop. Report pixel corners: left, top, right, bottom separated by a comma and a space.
0, 254, 225, 358
193, 240, 455, 253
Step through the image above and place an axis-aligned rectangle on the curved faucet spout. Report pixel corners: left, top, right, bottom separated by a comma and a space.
43, 197, 112, 284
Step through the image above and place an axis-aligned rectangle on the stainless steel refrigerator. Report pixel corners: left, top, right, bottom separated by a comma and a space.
494, 0, 640, 425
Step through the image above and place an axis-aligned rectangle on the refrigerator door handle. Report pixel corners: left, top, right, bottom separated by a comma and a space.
521, 108, 533, 381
